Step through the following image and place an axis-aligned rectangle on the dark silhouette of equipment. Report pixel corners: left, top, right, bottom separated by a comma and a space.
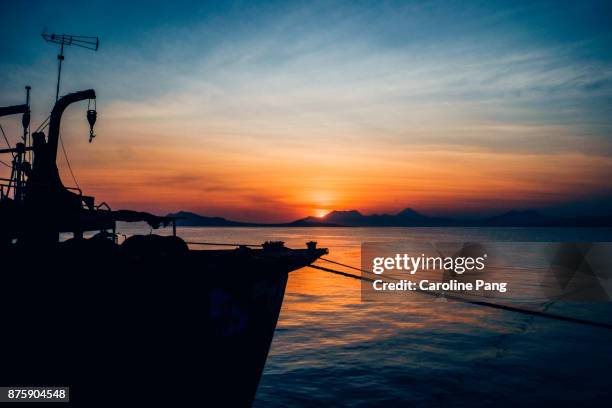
0, 87, 31, 203
1, 32, 328, 408
0, 87, 327, 402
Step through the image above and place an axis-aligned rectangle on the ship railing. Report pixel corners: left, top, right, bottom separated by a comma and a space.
95, 201, 111, 211
0, 178, 15, 200
0, 177, 83, 194
65, 186, 83, 195
0, 178, 98, 212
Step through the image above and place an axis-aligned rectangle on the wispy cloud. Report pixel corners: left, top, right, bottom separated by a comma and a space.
1, 1, 611, 220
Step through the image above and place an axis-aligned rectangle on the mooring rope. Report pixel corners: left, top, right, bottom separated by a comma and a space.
163, 239, 612, 330
186, 241, 262, 247
308, 261, 612, 330
321, 257, 371, 274
309, 264, 377, 282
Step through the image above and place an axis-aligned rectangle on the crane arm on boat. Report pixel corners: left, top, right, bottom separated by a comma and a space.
0, 104, 29, 118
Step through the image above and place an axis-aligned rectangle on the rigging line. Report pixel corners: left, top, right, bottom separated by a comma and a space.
0, 159, 12, 168
28, 124, 32, 162
0, 125, 15, 159
59, 134, 80, 190
34, 115, 50, 133
306, 264, 612, 331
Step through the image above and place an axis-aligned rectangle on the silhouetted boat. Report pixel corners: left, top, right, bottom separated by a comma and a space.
0, 87, 326, 406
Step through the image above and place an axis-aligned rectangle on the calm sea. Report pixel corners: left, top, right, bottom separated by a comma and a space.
115, 226, 612, 407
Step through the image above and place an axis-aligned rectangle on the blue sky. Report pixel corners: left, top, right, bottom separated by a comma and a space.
1, 1, 611, 220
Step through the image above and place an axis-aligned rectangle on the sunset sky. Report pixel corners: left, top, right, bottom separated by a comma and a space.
1, 0, 612, 222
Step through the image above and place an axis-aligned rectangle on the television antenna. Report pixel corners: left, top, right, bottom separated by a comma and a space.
42, 33, 99, 101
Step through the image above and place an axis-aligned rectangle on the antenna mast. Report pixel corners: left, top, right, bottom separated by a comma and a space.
42, 33, 99, 101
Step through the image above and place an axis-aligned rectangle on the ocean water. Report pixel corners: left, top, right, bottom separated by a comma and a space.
117, 226, 612, 407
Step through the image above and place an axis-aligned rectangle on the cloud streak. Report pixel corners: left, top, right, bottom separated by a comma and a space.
1, 1, 612, 220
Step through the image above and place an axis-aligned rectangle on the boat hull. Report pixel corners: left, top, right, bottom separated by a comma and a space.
0, 242, 326, 406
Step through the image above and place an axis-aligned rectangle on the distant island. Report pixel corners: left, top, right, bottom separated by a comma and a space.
167, 209, 612, 228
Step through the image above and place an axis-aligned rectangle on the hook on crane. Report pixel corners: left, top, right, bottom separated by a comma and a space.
87, 98, 97, 143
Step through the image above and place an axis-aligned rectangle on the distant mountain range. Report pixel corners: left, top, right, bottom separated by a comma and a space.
167, 209, 612, 227
297, 208, 452, 227
166, 211, 339, 227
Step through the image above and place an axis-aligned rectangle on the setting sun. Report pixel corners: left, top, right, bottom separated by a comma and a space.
314, 209, 329, 218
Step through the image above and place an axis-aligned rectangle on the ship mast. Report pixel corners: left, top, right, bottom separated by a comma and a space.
40, 32, 100, 189
0, 87, 30, 202
41, 33, 99, 101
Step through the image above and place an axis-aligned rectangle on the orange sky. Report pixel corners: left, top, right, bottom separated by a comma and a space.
1, 86, 610, 223
2, 2, 612, 222
12, 108, 604, 223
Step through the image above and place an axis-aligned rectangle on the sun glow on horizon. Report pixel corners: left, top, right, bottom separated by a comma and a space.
314, 209, 330, 218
